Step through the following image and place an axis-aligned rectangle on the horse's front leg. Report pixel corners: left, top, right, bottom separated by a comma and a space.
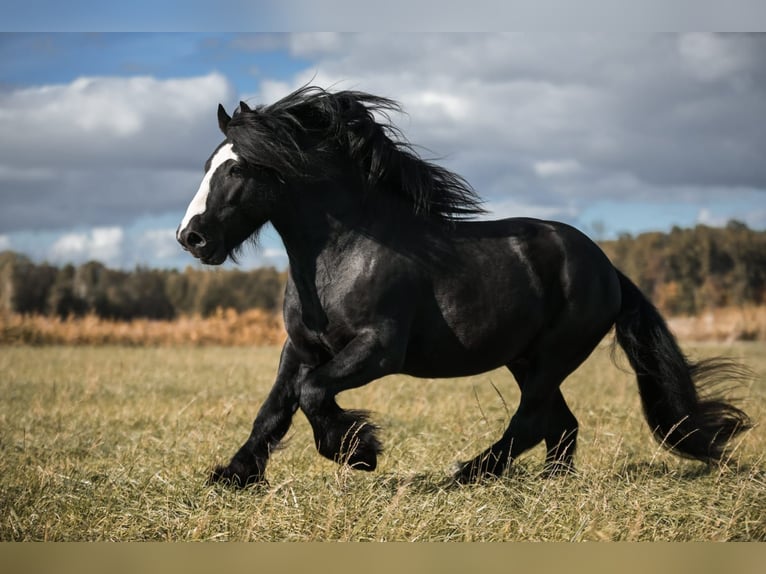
209, 341, 304, 488
298, 325, 406, 471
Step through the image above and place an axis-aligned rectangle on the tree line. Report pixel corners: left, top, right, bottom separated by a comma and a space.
600, 220, 766, 315
1, 221, 764, 320
0, 252, 286, 320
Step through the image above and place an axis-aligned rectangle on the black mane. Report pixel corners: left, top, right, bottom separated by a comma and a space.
226, 86, 486, 223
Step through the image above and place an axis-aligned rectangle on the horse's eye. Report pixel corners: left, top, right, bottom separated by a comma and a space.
229, 164, 243, 178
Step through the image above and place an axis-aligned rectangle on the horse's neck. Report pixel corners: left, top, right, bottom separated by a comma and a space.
272, 198, 353, 331
271, 179, 453, 281
273, 204, 339, 259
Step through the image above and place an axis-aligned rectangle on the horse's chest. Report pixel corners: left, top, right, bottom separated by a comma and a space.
284, 292, 352, 364
287, 319, 356, 366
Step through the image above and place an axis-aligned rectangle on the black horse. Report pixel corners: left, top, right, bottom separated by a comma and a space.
177, 86, 751, 487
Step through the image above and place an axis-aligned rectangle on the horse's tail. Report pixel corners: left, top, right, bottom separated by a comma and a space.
613, 269, 751, 463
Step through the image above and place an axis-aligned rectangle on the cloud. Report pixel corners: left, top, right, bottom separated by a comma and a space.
249, 33, 766, 225
3, 33, 765, 271
50, 226, 124, 265
677, 33, 755, 82
137, 228, 181, 261
0, 73, 232, 232
0, 73, 231, 169
0, 234, 10, 251
485, 197, 579, 222
534, 159, 584, 178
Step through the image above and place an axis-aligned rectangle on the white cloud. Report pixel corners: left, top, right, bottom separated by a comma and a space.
262, 247, 288, 259
696, 207, 726, 227
486, 197, 579, 221
89, 227, 123, 262
409, 91, 471, 122
0, 73, 233, 232
534, 159, 583, 178
50, 226, 124, 265
138, 228, 180, 261
51, 232, 88, 258
0, 73, 232, 170
0, 235, 10, 251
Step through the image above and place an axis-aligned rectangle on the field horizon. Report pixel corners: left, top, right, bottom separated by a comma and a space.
2, 304, 765, 347
1, 341, 764, 541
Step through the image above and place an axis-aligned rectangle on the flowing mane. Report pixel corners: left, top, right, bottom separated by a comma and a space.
226, 86, 486, 223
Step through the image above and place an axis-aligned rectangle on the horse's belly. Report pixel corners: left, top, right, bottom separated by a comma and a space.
400, 309, 542, 378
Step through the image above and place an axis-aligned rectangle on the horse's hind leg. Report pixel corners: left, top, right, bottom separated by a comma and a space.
454, 373, 554, 483
454, 327, 604, 484
508, 364, 579, 475
542, 390, 578, 476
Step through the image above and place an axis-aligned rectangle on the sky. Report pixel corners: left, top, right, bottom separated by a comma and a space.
1, 31, 765, 270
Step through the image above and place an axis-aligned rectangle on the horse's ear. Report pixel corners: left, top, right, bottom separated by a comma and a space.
217, 103, 231, 134
238, 100, 252, 113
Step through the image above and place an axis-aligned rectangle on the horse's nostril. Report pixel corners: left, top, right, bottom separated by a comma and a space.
185, 230, 207, 249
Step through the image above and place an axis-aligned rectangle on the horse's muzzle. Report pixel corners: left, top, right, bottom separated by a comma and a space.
177, 226, 226, 265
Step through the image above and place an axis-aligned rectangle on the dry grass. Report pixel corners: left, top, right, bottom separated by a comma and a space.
0, 341, 763, 541
0, 308, 286, 347
667, 305, 766, 342
2, 305, 765, 348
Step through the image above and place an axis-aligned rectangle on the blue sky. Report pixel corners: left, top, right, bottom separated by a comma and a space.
1, 32, 765, 270
0, 34, 309, 86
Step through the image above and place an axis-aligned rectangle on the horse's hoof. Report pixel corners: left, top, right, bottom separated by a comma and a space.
452, 452, 507, 484
343, 419, 381, 471
208, 463, 268, 489
452, 461, 477, 484
345, 446, 378, 471
452, 458, 503, 485
318, 410, 382, 471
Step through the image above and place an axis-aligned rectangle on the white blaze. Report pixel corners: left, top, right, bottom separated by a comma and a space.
178, 143, 239, 237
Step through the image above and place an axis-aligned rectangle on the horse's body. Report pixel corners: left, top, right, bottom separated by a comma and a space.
177, 86, 750, 487
283, 214, 619, 379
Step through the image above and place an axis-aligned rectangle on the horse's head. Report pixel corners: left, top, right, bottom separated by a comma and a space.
177, 102, 282, 265
178, 86, 486, 265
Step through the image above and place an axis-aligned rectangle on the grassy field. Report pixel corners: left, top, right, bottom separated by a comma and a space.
1, 341, 764, 541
